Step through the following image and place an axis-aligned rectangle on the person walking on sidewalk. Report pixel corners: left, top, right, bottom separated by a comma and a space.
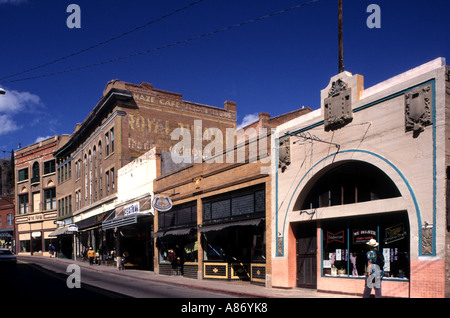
87, 247, 95, 265
363, 239, 384, 298
48, 244, 55, 258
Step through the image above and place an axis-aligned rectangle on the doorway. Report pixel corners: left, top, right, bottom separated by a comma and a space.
295, 222, 317, 289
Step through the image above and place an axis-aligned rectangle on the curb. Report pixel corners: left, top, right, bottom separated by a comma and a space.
18, 255, 271, 298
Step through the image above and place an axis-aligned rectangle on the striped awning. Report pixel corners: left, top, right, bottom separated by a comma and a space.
102, 212, 152, 231
48, 225, 75, 237
198, 218, 262, 233
151, 227, 194, 238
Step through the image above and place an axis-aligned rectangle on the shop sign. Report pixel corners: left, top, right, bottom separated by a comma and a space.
31, 231, 41, 238
152, 195, 173, 212
16, 213, 44, 223
67, 224, 78, 232
327, 231, 344, 244
352, 229, 376, 244
124, 202, 140, 216
384, 223, 407, 244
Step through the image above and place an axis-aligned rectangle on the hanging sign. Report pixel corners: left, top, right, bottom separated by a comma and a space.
152, 195, 173, 212
327, 231, 345, 244
384, 223, 407, 244
352, 229, 376, 244
67, 224, 78, 232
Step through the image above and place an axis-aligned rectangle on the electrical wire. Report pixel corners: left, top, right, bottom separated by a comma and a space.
0, 0, 206, 82
2, 0, 322, 84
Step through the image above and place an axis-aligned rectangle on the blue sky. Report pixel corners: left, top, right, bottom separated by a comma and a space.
0, 0, 449, 156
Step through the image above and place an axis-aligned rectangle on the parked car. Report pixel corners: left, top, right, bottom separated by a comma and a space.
0, 248, 16, 264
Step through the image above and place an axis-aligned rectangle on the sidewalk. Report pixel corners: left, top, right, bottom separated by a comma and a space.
19, 255, 358, 298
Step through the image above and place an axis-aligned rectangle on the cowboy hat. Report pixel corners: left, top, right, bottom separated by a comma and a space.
366, 239, 379, 247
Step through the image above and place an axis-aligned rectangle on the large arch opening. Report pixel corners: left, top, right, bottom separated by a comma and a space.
294, 161, 401, 210
291, 160, 410, 288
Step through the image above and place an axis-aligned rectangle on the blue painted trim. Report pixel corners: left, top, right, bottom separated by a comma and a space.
320, 227, 323, 274
278, 149, 422, 254
431, 80, 437, 256
275, 136, 282, 256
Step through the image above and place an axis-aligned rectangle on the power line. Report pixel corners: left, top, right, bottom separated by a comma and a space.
3, 0, 322, 84
0, 0, 206, 82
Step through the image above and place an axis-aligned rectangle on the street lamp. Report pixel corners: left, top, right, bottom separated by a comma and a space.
0, 88, 5, 95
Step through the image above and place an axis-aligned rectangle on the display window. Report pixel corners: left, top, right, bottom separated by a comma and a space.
19, 240, 30, 253
158, 236, 198, 265
321, 212, 409, 280
202, 222, 265, 263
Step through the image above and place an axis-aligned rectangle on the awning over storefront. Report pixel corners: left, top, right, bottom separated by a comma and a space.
76, 211, 111, 231
102, 212, 153, 231
152, 227, 194, 238
0, 229, 13, 238
198, 218, 263, 233
48, 225, 77, 237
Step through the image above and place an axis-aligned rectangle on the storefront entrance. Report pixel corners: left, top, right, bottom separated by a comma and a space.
290, 161, 410, 294
118, 222, 153, 270
294, 222, 317, 289
58, 234, 74, 259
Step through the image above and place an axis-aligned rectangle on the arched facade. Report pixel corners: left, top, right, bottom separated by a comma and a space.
273, 150, 419, 296
272, 59, 448, 298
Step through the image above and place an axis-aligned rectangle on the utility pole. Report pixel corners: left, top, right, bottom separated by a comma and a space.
338, 0, 344, 73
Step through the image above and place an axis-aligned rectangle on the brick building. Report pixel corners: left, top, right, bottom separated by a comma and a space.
272, 57, 450, 298
0, 155, 14, 197
14, 136, 59, 256
0, 197, 14, 249
153, 108, 311, 284
51, 80, 237, 265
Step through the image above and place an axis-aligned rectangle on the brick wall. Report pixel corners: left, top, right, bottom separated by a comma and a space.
410, 259, 445, 298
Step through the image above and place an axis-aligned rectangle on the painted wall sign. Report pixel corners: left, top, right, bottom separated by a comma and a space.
124, 202, 140, 216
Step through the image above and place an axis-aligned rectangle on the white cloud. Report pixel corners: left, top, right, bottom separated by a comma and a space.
0, 89, 41, 114
35, 136, 53, 143
0, 114, 20, 135
0, 88, 42, 135
237, 113, 259, 130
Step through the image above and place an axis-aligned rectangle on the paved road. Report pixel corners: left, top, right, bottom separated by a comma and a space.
0, 258, 237, 298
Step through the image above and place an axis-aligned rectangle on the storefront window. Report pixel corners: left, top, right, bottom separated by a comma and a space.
183, 241, 198, 263
157, 201, 198, 266
158, 202, 196, 229
203, 231, 227, 261
158, 236, 197, 264
203, 184, 265, 224
202, 222, 266, 263
322, 212, 409, 280
159, 244, 176, 264
20, 240, 30, 253
323, 223, 349, 276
